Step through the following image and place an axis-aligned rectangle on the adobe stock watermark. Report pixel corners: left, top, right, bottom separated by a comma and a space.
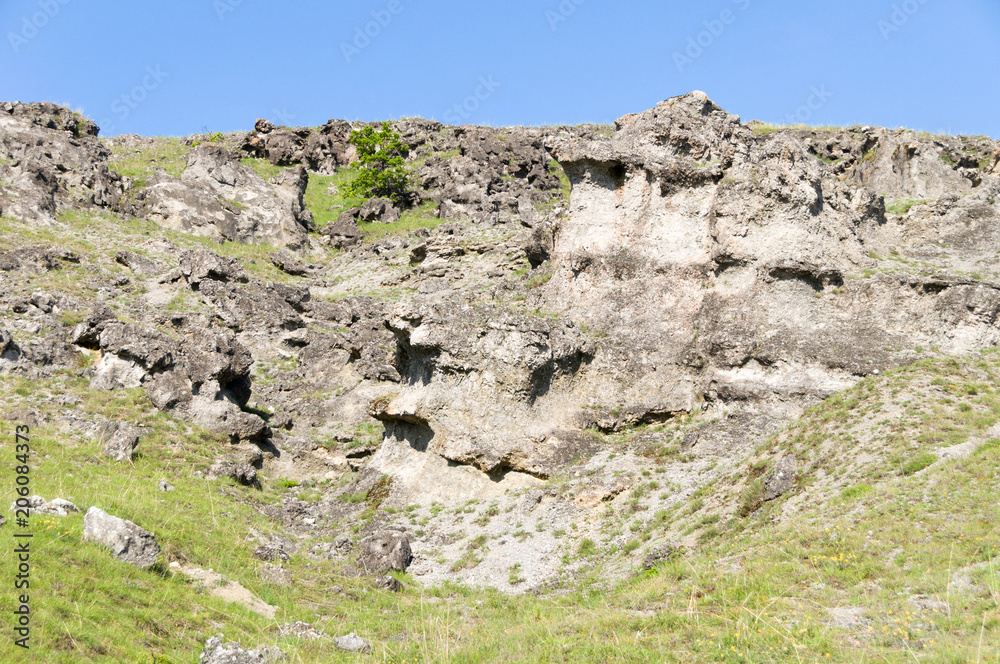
272, 107, 295, 126
443, 76, 501, 125
673, 0, 751, 73
781, 86, 834, 125
7, 0, 72, 54
99, 66, 169, 135
546, 0, 586, 31
341, 0, 403, 63
878, 0, 930, 40
214, 0, 245, 21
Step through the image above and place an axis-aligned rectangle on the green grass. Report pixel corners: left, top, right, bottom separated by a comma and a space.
301, 168, 365, 229
525, 270, 553, 290
357, 199, 443, 239
901, 452, 937, 476
107, 138, 191, 188
886, 198, 934, 215
752, 123, 845, 136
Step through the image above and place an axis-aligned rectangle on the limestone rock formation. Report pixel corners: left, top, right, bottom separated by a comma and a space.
0, 102, 125, 226
355, 530, 413, 574
142, 144, 312, 249
70, 304, 268, 442
83, 506, 160, 569
3, 92, 1000, 599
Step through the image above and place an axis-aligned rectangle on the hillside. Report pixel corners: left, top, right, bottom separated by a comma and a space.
0, 93, 998, 662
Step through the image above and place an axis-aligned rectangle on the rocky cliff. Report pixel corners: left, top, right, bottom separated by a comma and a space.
2, 92, 1000, 596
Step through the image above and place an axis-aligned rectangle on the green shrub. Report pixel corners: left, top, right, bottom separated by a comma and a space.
738, 478, 766, 517
343, 121, 410, 204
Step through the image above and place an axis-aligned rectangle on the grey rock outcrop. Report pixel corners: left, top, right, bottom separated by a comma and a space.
142, 144, 312, 250
356, 530, 412, 574
333, 633, 372, 654
101, 422, 140, 462
199, 636, 283, 664
321, 216, 362, 248
365, 303, 596, 479
241, 118, 354, 174
70, 305, 268, 442
534, 91, 1000, 418
82, 506, 160, 569
0, 102, 125, 226
763, 456, 797, 501
9, 496, 79, 517
114, 250, 165, 276
208, 459, 259, 486
269, 250, 307, 276
359, 197, 400, 223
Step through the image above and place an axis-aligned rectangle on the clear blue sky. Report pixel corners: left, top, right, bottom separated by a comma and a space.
2, 0, 998, 137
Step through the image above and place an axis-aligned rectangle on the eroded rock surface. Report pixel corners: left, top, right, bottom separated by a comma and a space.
83, 506, 160, 568
143, 144, 312, 249
2, 92, 1000, 595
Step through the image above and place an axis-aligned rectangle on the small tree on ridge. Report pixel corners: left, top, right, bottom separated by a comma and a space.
343, 121, 410, 205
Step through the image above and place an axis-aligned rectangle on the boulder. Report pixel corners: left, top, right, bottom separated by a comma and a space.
0, 328, 16, 359
334, 633, 372, 654
198, 636, 283, 664
763, 456, 797, 501
101, 423, 140, 462
322, 218, 362, 249
114, 251, 165, 276
269, 250, 307, 276
356, 530, 412, 574
642, 543, 680, 571
208, 459, 259, 486
358, 197, 401, 224
259, 563, 291, 586
82, 506, 160, 569
178, 249, 248, 288
253, 544, 290, 562
9, 496, 79, 517
276, 622, 326, 640
143, 144, 311, 250
375, 575, 402, 592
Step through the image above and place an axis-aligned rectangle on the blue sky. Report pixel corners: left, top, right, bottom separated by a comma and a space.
2, 0, 998, 137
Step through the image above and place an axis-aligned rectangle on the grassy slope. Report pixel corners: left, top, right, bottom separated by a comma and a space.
0, 349, 997, 662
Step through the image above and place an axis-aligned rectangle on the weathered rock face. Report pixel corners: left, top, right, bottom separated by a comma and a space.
537, 91, 1000, 417
367, 303, 597, 480
142, 144, 312, 249
237, 117, 565, 224
70, 304, 268, 442
101, 422, 140, 462
0, 102, 125, 225
355, 530, 413, 574
241, 118, 354, 174
4, 94, 1000, 595
82, 506, 160, 568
